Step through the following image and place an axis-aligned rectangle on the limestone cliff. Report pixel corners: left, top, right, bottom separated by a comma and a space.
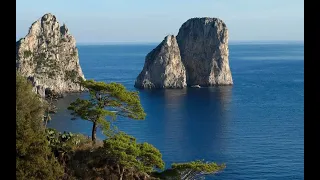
134, 35, 186, 89
135, 17, 233, 89
177, 17, 233, 86
16, 13, 85, 97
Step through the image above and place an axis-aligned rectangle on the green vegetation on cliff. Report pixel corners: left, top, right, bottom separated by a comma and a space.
100, 132, 165, 179
16, 74, 64, 180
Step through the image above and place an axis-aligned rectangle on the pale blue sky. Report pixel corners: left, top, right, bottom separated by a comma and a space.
16, 0, 304, 43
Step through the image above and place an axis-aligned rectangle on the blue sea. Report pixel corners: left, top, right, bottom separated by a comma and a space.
49, 42, 304, 180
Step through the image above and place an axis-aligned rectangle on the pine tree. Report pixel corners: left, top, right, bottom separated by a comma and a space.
68, 80, 146, 142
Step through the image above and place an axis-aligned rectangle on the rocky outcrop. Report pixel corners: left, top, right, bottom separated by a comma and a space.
135, 17, 233, 89
16, 13, 85, 97
177, 17, 233, 86
134, 35, 186, 89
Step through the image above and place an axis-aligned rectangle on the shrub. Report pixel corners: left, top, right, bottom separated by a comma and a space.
16, 73, 64, 180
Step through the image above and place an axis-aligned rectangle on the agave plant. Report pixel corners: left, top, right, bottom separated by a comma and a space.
46, 128, 60, 148
45, 128, 81, 165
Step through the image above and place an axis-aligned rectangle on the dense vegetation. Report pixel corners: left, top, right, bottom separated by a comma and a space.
100, 132, 165, 179
16, 74, 226, 179
16, 74, 64, 179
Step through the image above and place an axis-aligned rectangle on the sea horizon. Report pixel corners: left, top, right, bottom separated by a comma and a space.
74, 40, 304, 46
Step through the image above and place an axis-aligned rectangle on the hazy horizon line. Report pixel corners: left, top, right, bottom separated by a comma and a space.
75, 40, 304, 46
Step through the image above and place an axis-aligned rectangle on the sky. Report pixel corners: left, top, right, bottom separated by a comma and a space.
16, 0, 304, 44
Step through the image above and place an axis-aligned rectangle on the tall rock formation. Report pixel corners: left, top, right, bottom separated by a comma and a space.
176, 17, 233, 86
16, 13, 85, 97
135, 17, 233, 89
134, 35, 186, 89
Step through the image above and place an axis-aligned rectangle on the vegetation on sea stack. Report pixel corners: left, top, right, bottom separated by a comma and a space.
68, 79, 146, 142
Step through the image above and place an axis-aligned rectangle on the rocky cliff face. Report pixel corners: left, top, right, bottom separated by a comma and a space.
134, 35, 186, 89
16, 13, 85, 97
177, 17, 233, 86
135, 17, 233, 89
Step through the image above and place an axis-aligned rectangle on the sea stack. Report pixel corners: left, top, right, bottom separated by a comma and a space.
134, 35, 187, 89
16, 13, 85, 97
135, 17, 233, 89
177, 17, 233, 86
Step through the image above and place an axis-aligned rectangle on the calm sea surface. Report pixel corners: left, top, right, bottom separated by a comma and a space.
49, 42, 304, 180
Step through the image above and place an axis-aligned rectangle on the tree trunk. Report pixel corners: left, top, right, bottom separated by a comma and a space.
188, 171, 198, 180
44, 119, 48, 129
44, 108, 50, 129
118, 165, 124, 180
44, 96, 52, 129
91, 122, 97, 142
182, 170, 192, 180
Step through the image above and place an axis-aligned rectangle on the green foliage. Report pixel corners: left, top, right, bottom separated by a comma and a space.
48, 71, 56, 79
28, 51, 60, 74
83, 79, 146, 119
23, 50, 32, 58
68, 98, 114, 138
64, 141, 106, 179
158, 160, 226, 180
72, 51, 77, 57
60, 38, 68, 42
43, 100, 52, 128
33, 52, 47, 69
46, 128, 91, 152
74, 76, 85, 91
46, 128, 77, 153
45, 128, 92, 168
67, 79, 146, 141
171, 160, 226, 173
76, 76, 85, 85
16, 74, 64, 180
38, 52, 46, 61
100, 132, 164, 178
152, 169, 180, 179
65, 70, 78, 82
